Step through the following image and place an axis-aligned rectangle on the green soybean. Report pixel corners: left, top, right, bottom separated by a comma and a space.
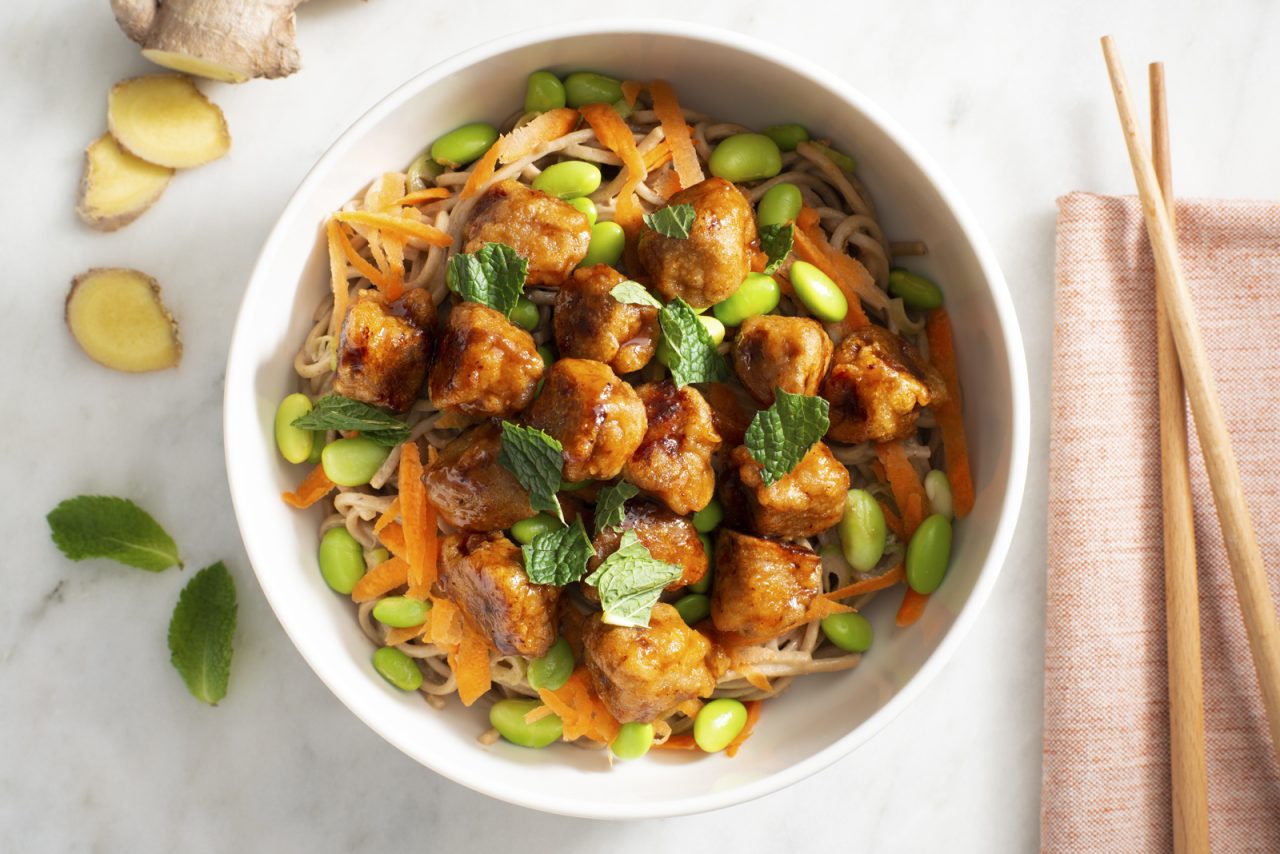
527, 637, 574, 692
713, 272, 781, 327
690, 533, 714, 593
789, 260, 848, 322
511, 512, 563, 545
366, 547, 390, 568
318, 527, 365, 594
372, 647, 423, 691
691, 498, 723, 533
579, 221, 625, 268
708, 133, 782, 183
405, 150, 443, 192
906, 514, 953, 594
430, 122, 499, 168
693, 698, 748, 752
537, 344, 555, 368
821, 612, 874, 653
563, 71, 623, 108
524, 70, 566, 113
490, 698, 563, 748
757, 182, 803, 227
763, 123, 810, 152
924, 470, 954, 520
674, 593, 711, 625
568, 196, 598, 225
888, 268, 945, 310
274, 393, 315, 464
838, 489, 886, 572
812, 142, 857, 173
510, 295, 540, 331
699, 314, 726, 346
611, 722, 655, 760
321, 436, 391, 487
373, 596, 431, 628
532, 160, 602, 199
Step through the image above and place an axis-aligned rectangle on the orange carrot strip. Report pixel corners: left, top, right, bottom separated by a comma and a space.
459, 139, 502, 200
380, 235, 405, 301
450, 620, 492, 706
390, 187, 451, 207
373, 497, 400, 534
351, 556, 409, 603
805, 596, 854, 621
654, 734, 699, 751
649, 80, 703, 189
399, 443, 433, 590
896, 587, 929, 627
878, 500, 906, 540
875, 441, 929, 536
429, 595, 463, 647
331, 210, 452, 248
725, 700, 762, 758
404, 584, 432, 601
377, 522, 408, 561
643, 139, 672, 171
538, 668, 619, 743
620, 79, 644, 107
281, 464, 335, 509
580, 102, 646, 234
823, 564, 906, 601
652, 167, 682, 201
792, 212, 872, 329
333, 221, 392, 292
383, 623, 426, 646
926, 308, 975, 518
324, 220, 348, 337
739, 667, 773, 694
460, 108, 580, 200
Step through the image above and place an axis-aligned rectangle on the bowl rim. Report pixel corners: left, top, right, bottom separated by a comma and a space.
224, 17, 1030, 819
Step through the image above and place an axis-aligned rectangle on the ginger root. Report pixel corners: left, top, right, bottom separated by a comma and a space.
66, 268, 182, 373
111, 0, 306, 83
76, 133, 174, 231
108, 75, 230, 169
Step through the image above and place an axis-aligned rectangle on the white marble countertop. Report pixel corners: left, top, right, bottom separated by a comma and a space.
4, 1, 1277, 850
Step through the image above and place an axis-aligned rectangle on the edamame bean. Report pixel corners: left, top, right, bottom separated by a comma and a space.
274, 393, 315, 464
611, 98, 634, 120
579, 221, 625, 268
510, 295, 540, 331
708, 133, 782, 183
838, 489, 886, 572
763, 123, 810, 152
490, 698, 563, 748
906, 514, 953, 594
373, 596, 431, 628
674, 593, 711, 625
924, 470, 954, 520
321, 436, 391, 487
318, 527, 365, 594
757, 182, 803, 227
372, 647, 423, 691
511, 512, 563, 545
533, 160, 602, 199
888, 268, 945, 310
693, 698, 748, 752
821, 612, 874, 653
568, 196, 598, 225
812, 142, 857, 173
537, 344, 555, 368
405, 150, 443, 191
524, 70, 566, 113
691, 533, 714, 593
527, 637, 574, 691
563, 71, 623, 108
691, 498, 723, 533
789, 260, 848, 322
610, 722, 655, 760
713, 272, 781, 327
430, 122, 499, 168
366, 547, 390, 568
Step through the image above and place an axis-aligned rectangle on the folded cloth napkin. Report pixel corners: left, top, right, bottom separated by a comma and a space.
1044, 192, 1280, 852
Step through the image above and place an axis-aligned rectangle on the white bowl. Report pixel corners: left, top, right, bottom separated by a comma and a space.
224, 19, 1029, 819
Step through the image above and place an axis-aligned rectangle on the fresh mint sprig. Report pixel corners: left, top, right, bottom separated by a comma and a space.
446, 242, 527, 317
744, 388, 830, 485
497, 421, 565, 522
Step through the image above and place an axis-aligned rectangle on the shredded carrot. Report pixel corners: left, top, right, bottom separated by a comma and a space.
333, 220, 394, 296
926, 308, 975, 518
725, 700, 762, 757
399, 443, 437, 591
351, 556, 409, 603
792, 209, 873, 329
620, 79, 644, 107
878, 500, 905, 540
428, 595, 463, 647
896, 587, 929, 627
823, 564, 905, 601
739, 667, 773, 694
805, 596, 854, 621
459, 139, 502, 200
324, 220, 348, 337
523, 704, 557, 724
652, 167, 683, 201
460, 108, 581, 199
649, 80, 703, 189
377, 522, 408, 561
380, 234, 406, 300
390, 187, 451, 207
875, 441, 929, 536
654, 734, 699, 751
450, 619, 492, 706
282, 464, 335, 509
643, 139, 672, 171
383, 623, 426, 646
580, 102, 646, 234
332, 210, 452, 248
373, 497, 400, 534
537, 668, 619, 743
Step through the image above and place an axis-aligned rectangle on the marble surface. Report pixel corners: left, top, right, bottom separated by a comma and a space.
3, 1, 1277, 850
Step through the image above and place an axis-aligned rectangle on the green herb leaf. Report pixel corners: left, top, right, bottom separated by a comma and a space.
446, 242, 527, 317
759, 223, 794, 274
46, 495, 181, 572
522, 518, 594, 586
583, 531, 683, 628
497, 421, 565, 522
658, 297, 730, 387
643, 203, 695, 239
744, 388, 831, 486
168, 562, 237, 705
291, 395, 411, 447
609, 281, 662, 309
593, 481, 639, 536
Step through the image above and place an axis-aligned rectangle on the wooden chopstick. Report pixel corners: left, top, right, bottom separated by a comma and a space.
1102, 35, 1280, 768
1149, 61, 1210, 854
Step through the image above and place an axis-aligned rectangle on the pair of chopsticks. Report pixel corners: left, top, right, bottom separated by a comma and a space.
1102, 36, 1280, 853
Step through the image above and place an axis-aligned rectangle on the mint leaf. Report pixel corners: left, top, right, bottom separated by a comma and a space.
593, 481, 639, 536
47, 495, 181, 572
609, 281, 662, 309
584, 531, 682, 628
745, 389, 830, 485
759, 223, 794, 274
522, 518, 594, 585
446, 242, 527, 317
498, 421, 564, 522
658, 297, 730, 387
168, 562, 237, 705
643, 203, 695, 239
291, 394, 410, 446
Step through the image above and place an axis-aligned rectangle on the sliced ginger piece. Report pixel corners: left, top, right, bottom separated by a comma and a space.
108, 74, 230, 169
76, 133, 174, 231
66, 268, 182, 373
